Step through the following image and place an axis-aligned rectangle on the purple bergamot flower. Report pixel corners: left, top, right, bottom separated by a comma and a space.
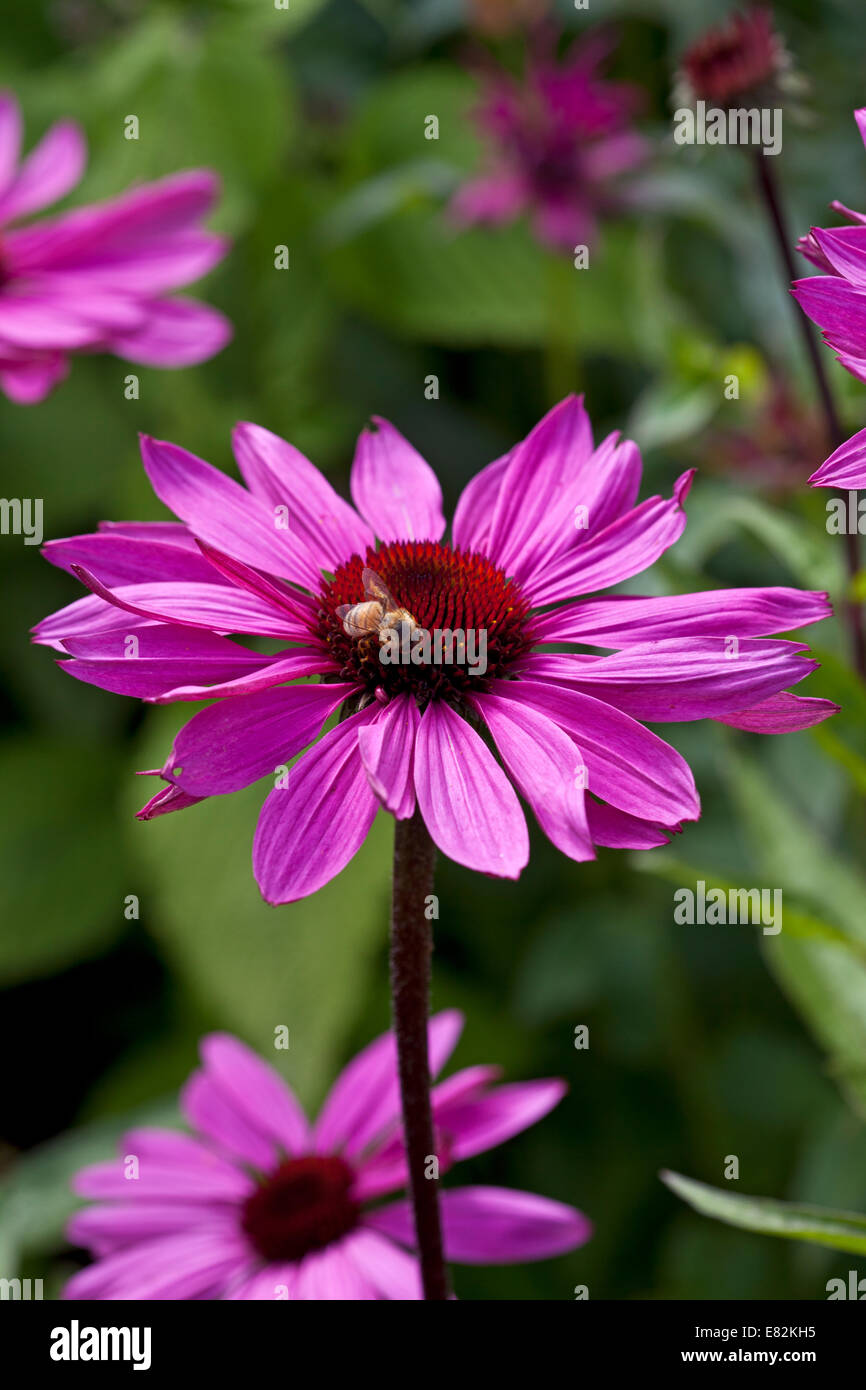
0, 91, 230, 403
64, 1014, 589, 1300
33, 396, 836, 904
450, 30, 648, 251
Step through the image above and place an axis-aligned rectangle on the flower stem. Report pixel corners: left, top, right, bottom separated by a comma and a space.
752, 150, 866, 679
389, 809, 450, 1300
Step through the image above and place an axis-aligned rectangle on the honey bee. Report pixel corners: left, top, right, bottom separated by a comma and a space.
336, 567, 425, 645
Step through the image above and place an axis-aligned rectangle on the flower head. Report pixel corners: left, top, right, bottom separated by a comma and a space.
64, 1015, 588, 1299
678, 7, 789, 109
35, 396, 836, 903
451, 32, 648, 251
0, 92, 230, 403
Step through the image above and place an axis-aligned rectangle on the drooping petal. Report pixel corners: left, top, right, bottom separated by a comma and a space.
413, 700, 529, 878
0, 350, 67, 402
586, 799, 673, 849
108, 297, 231, 367
369, 1186, 591, 1263
252, 705, 380, 904
358, 695, 418, 818
350, 417, 445, 542
809, 424, 866, 488
498, 678, 699, 825
160, 681, 356, 796
470, 692, 593, 862
715, 691, 840, 733
57, 571, 306, 640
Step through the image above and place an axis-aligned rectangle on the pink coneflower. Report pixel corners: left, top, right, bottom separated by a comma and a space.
0, 92, 230, 403
34, 396, 836, 904
678, 7, 789, 109
451, 32, 648, 251
64, 1015, 589, 1300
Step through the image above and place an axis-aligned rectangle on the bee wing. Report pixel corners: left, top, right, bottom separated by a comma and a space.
362, 567, 399, 609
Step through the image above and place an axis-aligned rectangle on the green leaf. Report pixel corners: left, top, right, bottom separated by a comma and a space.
124, 707, 391, 1108
662, 1170, 866, 1255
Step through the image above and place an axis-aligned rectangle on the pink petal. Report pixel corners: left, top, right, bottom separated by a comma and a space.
715, 692, 839, 733
370, 1186, 591, 1263
520, 639, 820, 722
810, 424, 866, 488
0, 119, 86, 222
533, 587, 832, 646
350, 416, 445, 543
139, 435, 320, 588
43, 530, 230, 587
498, 678, 699, 825
109, 296, 231, 367
343, 1228, 423, 1299
153, 650, 334, 704
0, 92, 22, 195
232, 422, 373, 570
252, 706, 380, 904
64, 1231, 249, 1301
586, 800, 673, 849
0, 349, 67, 403
69, 1202, 237, 1256
358, 695, 418, 818
451, 451, 510, 554
470, 692, 594, 862
160, 681, 356, 796
199, 1033, 310, 1156
59, 625, 275, 700
434, 1077, 567, 1162
314, 1010, 463, 1158
181, 1071, 277, 1172
525, 470, 694, 606
413, 700, 529, 878
292, 1244, 377, 1300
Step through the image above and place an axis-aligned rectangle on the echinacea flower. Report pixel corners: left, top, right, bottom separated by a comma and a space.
0, 91, 230, 403
450, 32, 648, 251
677, 7, 790, 110
64, 1015, 589, 1300
34, 395, 837, 904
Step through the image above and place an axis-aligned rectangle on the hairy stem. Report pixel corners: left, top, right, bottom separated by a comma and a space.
389, 810, 449, 1300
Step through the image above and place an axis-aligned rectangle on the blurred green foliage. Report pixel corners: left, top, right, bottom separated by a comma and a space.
1, 0, 866, 1301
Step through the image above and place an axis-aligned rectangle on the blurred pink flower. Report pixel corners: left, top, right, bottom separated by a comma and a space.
450, 32, 648, 250
34, 397, 836, 903
0, 91, 231, 403
678, 7, 787, 108
64, 1015, 589, 1300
